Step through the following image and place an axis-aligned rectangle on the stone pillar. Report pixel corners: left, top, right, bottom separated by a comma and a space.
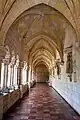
10, 65, 14, 88
0, 46, 7, 90
18, 61, 24, 87
0, 63, 1, 88
22, 61, 27, 85
14, 55, 19, 89
7, 64, 11, 88
9, 51, 15, 90
2, 60, 8, 89
0, 46, 8, 120
25, 62, 28, 84
27, 66, 29, 82
1, 47, 10, 92
18, 61, 24, 98
0, 61, 5, 89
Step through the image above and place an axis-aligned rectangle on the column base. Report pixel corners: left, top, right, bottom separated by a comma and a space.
2, 87, 9, 93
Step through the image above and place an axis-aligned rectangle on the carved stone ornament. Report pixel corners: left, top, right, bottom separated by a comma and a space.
0, 46, 8, 61
75, 41, 80, 52
64, 46, 72, 54
11, 51, 16, 65
66, 52, 73, 74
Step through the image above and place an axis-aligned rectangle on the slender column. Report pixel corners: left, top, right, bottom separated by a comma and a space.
14, 55, 19, 87
11, 65, 14, 87
31, 68, 33, 82
22, 61, 27, 85
4, 64, 8, 88
9, 65, 12, 87
2, 59, 9, 91
28, 66, 31, 83
26, 67, 28, 83
0, 46, 7, 90
7, 64, 11, 88
17, 61, 24, 87
14, 65, 17, 86
1, 62, 5, 89
27, 67, 29, 82
0, 62, 1, 88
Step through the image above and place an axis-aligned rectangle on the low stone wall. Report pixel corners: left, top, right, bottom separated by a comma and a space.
50, 77, 80, 115
3, 89, 20, 113
22, 84, 28, 94
0, 96, 3, 120
0, 83, 30, 120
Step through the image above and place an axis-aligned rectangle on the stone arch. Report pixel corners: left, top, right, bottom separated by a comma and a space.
1, 2, 77, 45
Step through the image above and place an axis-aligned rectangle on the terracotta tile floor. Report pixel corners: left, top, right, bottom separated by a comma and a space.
3, 83, 80, 120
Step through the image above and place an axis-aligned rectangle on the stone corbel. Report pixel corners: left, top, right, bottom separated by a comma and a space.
64, 45, 72, 54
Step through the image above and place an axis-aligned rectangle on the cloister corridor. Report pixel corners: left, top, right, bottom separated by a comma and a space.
3, 83, 80, 120
1, 1, 80, 120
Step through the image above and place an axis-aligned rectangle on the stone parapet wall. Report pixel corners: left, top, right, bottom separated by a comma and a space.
0, 96, 3, 120
3, 89, 20, 113
0, 83, 32, 120
22, 84, 28, 95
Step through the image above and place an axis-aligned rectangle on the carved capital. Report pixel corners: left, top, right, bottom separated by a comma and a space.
0, 46, 7, 61
19, 61, 24, 69
64, 46, 72, 54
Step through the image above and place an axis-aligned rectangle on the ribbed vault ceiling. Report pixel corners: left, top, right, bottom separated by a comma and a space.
4, 3, 75, 69
0, 0, 79, 44
0, 2, 77, 69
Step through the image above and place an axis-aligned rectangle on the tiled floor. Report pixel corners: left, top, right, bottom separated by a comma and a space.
3, 83, 80, 120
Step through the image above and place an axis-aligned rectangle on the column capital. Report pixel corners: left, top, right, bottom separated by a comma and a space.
19, 60, 24, 69
15, 55, 19, 67
10, 51, 16, 65
0, 46, 7, 61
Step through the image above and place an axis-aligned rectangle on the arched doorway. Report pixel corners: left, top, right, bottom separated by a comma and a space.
35, 64, 49, 83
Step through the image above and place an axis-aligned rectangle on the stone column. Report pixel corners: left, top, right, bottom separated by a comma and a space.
18, 61, 24, 98
7, 63, 11, 88
0, 46, 7, 90
2, 47, 10, 92
0, 46, 9, 120
24, 61, 27, 84
0, 62, 1, 89
3, 60, 8, 89
0, 61, 5, 89
27, 66, 29, 82
13, 65, 18, 87
17, 61, 24, 87
10, 65, 14, 89
28, 66, 31, 83
9, 51, 15, 90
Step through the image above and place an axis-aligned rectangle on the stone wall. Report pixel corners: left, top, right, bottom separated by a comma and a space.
0, 83, 31, 120
36, 64, 49, 83
0, 96, 3, 120
50, 77, 80, 115
3, 89, 20, 113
